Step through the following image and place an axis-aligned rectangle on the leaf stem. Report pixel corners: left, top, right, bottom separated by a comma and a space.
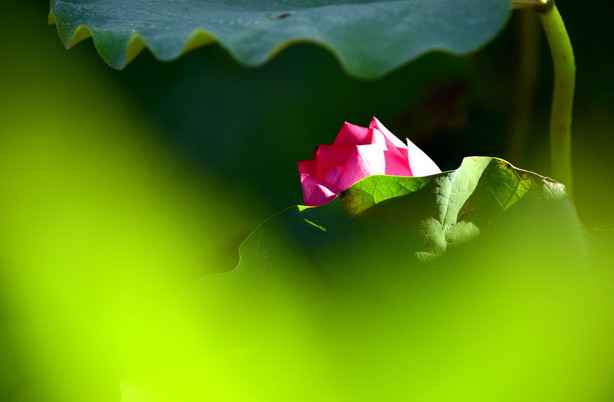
512, 0, 550, 10
537, 3, 576, 196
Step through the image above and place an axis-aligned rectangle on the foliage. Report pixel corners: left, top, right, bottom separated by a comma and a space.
132, 157, 611, 401
50, 0, 510, 77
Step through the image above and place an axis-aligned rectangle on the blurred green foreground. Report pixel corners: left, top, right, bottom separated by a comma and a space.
1, 2, 614, 402
0, 2, 263, 401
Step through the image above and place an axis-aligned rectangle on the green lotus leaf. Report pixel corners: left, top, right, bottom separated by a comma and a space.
133, 157, 607, 402
49, 0, 511, 78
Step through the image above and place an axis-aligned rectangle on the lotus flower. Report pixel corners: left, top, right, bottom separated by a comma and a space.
298, 118, 441, 206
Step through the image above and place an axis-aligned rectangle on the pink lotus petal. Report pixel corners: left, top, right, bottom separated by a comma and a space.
405, 138, 442, 176
300, 174, 337, 206
314, 145, 354, 179
305, 182, 337, 207
370, 128, 411, 175
369, 117, 406, 148
384, 147, 412, 176
369, 128, 387, 147
323, 165, 342, 185
333, 122, 371, 145
298, 159, 315, 177
335, 144, 386, 191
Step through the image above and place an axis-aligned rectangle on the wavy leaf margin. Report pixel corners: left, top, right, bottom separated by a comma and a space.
49, 0, 511, 78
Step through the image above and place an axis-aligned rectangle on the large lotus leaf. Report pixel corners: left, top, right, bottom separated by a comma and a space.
120, 157, 613, 402
49, 0, 511, 78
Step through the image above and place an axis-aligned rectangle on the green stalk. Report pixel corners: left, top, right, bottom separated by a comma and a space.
512, 1, 575, 196
538, 4, 576, 195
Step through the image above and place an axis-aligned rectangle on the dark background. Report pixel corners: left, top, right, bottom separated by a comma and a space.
9, 1, 614, 222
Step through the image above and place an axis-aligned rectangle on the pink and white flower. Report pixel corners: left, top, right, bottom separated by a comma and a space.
298, 118, 441, 206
